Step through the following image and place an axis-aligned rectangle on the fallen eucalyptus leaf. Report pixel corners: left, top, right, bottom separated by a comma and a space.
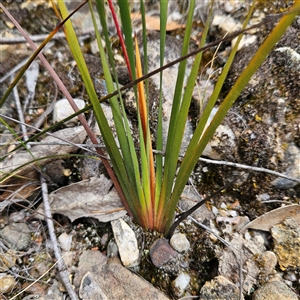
36, 175, 126, 222
0, 126, 87, 182
239, 204, 300, 233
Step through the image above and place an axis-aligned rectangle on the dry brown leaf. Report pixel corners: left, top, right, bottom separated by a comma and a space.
239, 204, 300, 233
0, 126, 87, 183
0, 170, 39, 202
36, 175, 126, 223
131, 13, 185, 31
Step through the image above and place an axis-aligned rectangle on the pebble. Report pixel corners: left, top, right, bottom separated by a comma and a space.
107, 239, 119, 258
0, 223, 31, 251
253, 280, 298, 300
8, 210, 26, 223
149, 238, 178, 268
111, 218, 139, 267
271, 217, 300, 270
0, 273, 16, 294
172, 272, 190, 297
53, 98, 85, 123
284, 271, 297, 282
58, 232, 72, 252
170, 233, 190, 253
200, 275, 243, 300
258, 251, 277, 277
0, 250, 17, 269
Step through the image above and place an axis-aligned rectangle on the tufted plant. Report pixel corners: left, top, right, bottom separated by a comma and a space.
57, 0, 300, 236
1, 0, 299, 237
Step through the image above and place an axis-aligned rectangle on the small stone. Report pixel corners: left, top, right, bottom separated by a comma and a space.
0, 250, 17, 269
170, 233, 190, 253
233, 216, 250, 232
150, 238, 178, 268
271, 217, 300, 270
0, 273, 16, 293
100, 233, 109, 246
172, 272, 190, 297
58, 232, 72, 252
0, 223, 31, 251
8, 210, 26, 223
107, 239, 119, 258
284, 271, 297, 282
200, 275, 243, 300
253, 280, 298, 300
53, 98, 85, 123
111, 218, 139, 267
258, 251, 277, 277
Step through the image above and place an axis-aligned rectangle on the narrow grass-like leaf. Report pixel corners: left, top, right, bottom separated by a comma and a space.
93, 0, 149, 226
107, 0, 132, 80
135, 35, 155, 227
154, 0, 169, 222
158, 1, 215, 232
117, 0, 136, 81
156, 0, 196, 230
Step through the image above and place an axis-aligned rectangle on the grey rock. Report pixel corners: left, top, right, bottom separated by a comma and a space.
36, 175, 126, 223
200, 275, 243, 300
111, 218, 139, 267
0, 223, 31, 251
53, 98, 85, 123
150, 238, 178, 268
170, 233, 190, 253
253, 280, 298, 300
8, 210, 26, 223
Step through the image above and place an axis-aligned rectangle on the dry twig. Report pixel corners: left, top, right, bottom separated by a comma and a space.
40, 174, 79, 300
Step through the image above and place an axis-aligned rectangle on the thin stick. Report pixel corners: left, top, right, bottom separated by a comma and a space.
0, 29, 95, 45
199, 157, 300, 184
40, 174, 79, 300
0, 113, 105, 159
